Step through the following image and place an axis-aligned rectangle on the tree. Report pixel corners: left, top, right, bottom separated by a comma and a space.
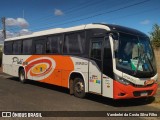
150, 23, 160, 48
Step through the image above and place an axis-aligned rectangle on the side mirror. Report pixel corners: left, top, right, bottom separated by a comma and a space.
112, 33, 119, 40
110, 32, 119, 58
110, 33, 119, 52
113, 40, 119, 52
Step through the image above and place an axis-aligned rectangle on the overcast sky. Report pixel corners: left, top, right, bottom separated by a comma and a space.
0, 0, 160, 43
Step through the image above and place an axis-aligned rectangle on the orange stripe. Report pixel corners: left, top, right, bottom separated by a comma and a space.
24, 55, 74, 88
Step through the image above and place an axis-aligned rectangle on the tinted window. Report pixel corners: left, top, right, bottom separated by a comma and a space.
91, 40, 102, 60
34, 39, 46, 54
13, 41, 22, 54
4, 42, 13, 54
46, 35, 61, 54
22, 39, 32, 54
104, 37, 112, 59
63, 32, 85, 54
103, 36, 113, 78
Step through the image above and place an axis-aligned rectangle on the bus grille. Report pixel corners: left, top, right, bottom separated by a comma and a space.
133, 90, 153, 97
132, 84, 153, 88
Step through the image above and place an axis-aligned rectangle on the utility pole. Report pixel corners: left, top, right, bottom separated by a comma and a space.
1, 17, 6, 39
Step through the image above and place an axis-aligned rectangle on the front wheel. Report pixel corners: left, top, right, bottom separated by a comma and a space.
73, 78, 85, 98
19, 69, 26, 83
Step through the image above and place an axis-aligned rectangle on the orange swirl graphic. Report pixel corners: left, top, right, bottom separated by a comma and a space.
25, 59, 52, 77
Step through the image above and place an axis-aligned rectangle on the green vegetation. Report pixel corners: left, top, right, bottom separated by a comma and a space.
150, 24, 160, 104
150, 24, 160, 48
0, 45, 3, 52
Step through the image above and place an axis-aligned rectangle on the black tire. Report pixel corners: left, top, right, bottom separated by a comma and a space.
19, 69, 26, 83
73, 78, 85, 98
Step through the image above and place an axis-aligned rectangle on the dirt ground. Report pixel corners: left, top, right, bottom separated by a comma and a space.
153, 50, 160, 104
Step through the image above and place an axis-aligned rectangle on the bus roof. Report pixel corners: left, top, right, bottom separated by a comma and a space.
99, 23, 148, 37
5, 23, 147, 41
5, 24, 110, 41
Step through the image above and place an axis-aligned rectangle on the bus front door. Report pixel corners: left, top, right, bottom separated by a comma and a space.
89, 37, 103, 94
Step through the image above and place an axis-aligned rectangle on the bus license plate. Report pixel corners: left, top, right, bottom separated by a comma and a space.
141, 92, 148, 96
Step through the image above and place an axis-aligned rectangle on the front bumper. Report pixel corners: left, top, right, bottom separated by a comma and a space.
113, 80, 158, 99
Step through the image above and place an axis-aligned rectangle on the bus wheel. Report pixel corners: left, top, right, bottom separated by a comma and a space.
73, 78, 85, 98
19, 69, 26, 83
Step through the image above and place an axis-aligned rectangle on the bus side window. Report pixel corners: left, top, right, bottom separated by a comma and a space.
103, 36, 114, 78
13, 41, 22, 55
46, 35, 61, 54
33, 39, 46, 54
4, 42, 13, 55
22, 39, 32, 54
104, 37, 112, 59
91, 41, 102, 60
63, 32, 85, 54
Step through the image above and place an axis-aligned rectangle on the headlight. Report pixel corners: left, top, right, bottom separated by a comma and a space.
115, 74, 131, 85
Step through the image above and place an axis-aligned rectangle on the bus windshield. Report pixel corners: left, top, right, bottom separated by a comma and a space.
116, 33, 157, 78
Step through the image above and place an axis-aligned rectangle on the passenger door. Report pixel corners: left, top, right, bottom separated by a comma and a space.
89, 37, 103, 94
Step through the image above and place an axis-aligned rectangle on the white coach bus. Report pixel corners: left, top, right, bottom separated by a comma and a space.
3, 23, 158, 99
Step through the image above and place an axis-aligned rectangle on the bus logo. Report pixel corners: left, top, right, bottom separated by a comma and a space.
12, 57, 23, 64
144, 80, 155, 86
25, 57, 56, 80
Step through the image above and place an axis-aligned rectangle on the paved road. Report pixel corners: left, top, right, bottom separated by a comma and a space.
0, 73, 159, 120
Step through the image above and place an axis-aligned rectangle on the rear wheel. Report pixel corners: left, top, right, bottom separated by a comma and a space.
73, 78, 85, 98
19, 69, 26, 83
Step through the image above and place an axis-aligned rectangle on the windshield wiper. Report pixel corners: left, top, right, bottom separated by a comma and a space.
134, 52, 154, 76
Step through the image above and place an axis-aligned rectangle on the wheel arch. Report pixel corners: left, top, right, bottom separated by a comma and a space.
68, 71, 86, 94
18, 66, 24, 74
18, 66, 26, 77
